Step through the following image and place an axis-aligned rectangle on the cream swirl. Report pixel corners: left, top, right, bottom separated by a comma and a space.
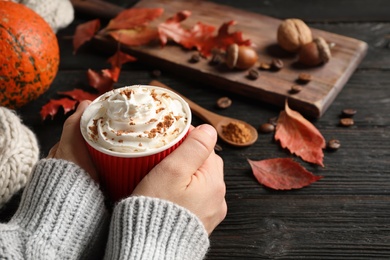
82, 86, 189, 153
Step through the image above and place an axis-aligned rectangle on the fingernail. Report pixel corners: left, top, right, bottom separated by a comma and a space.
78, 100, 91, 110
197, 124, 217, 139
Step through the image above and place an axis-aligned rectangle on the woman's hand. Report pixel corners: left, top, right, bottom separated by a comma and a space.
47, 100, 98, 182
133, 124, 227, 235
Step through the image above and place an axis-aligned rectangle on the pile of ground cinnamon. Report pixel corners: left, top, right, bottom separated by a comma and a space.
222, 121, 252, 143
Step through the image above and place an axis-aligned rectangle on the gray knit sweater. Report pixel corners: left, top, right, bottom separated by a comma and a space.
0, 159, 209, 259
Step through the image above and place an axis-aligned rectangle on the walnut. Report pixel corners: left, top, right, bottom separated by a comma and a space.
277, 18, 312, 53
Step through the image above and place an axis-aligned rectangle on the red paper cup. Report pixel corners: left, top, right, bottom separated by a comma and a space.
80, 85, 191, 202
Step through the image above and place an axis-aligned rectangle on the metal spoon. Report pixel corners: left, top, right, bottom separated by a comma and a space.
150, 80, 258, 147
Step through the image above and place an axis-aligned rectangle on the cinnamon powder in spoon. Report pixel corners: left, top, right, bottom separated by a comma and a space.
222, 121, 252, 144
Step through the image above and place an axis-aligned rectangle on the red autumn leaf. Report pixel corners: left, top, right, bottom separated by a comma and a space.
105, 8, 164, 31
58, 89, 98, 102
108, 27, 159, 46
87, 69, 115, 94
73, 19, 101, 53
248, 158, 323, 190
40, 98, 78, 120
210, 20, 252, 51
275, 101, 326, 166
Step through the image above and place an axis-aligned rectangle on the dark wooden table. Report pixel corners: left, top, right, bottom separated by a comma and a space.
2, 0, 390, 258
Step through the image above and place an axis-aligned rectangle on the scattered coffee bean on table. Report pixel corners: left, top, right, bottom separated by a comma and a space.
258, 123, 275, 133
189, 53, 200, 63
297, 73, 312, 83
271, 58, 284, 70
340, 118, 354, 126
290, 85, 303, 94
247, 69, 259, 80
342, 108, 357, 117
216, 97, 232, 109
268, 117, 278, 126
327, 139, 341, 150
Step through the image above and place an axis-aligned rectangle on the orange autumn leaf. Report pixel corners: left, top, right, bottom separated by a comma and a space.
275, 101, 326, 166
105, 8, 164, 31
73, 19, 100, 53
40, 98, 77, 120
158, 11, 251, 57
108, 27, 159, 46
248, 158, 323, 190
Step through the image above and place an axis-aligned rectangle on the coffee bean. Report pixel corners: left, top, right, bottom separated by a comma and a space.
290, 85, 303, 94
339, 118, 354, 126
189, 53, 201, 63
210, 53, 223, 65
258, 123, 275, 133
271, 58, 284, 70
327, 139, 341, 150
216, 97, 232, 109
342, 108, 357, 117
247, 69, 259, 80
297, 73, 312, 84
268, 117, 278, 126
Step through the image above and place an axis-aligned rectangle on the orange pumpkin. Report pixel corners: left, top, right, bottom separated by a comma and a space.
0, 1, 59, 109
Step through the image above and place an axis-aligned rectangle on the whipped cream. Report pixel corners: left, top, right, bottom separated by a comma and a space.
81, 86, 190, 154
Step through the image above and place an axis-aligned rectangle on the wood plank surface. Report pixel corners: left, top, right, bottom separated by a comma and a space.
92, 0, 368, 118
1, 0, 390, 259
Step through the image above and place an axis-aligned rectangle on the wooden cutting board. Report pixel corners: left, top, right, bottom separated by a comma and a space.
94, 0, 368, 118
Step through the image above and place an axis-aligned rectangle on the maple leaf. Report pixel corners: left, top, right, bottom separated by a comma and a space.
73, 19, 101, 53
105, 8, 164, 31
58, 89, 98, 102
40, 98, 78, 120
108, 27, 159, 47
275, 101, 326, 166
248, 158, 323, 190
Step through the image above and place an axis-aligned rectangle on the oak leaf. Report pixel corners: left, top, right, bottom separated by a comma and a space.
157, 11, 251, 57
40, 98, 78, 120
248, 158, 323, 190
275, 101, 326, 166
87, 68, 115, 94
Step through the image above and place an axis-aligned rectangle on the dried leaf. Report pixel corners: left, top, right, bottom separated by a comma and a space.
58, 89, 98, 102
87, 69, 115, 94
105, 8, 164, 31
107, 50, 137, 68
275, 101, 326, 166
73, 19, 100, 53
40, 98, 77, 120
108, 27, 159, 46
248, 158, 323, 190
157, 11, 251, 57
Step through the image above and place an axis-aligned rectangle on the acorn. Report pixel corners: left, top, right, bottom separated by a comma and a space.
298, 37, 331, 66
226, 43, 258, 70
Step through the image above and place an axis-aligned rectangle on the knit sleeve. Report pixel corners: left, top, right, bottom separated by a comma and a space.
0, 158, 109, 259
104, 196, 210, 260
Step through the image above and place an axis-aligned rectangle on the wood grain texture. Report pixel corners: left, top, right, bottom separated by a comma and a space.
91, 0, 368, 118
1, 0, 389, 258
